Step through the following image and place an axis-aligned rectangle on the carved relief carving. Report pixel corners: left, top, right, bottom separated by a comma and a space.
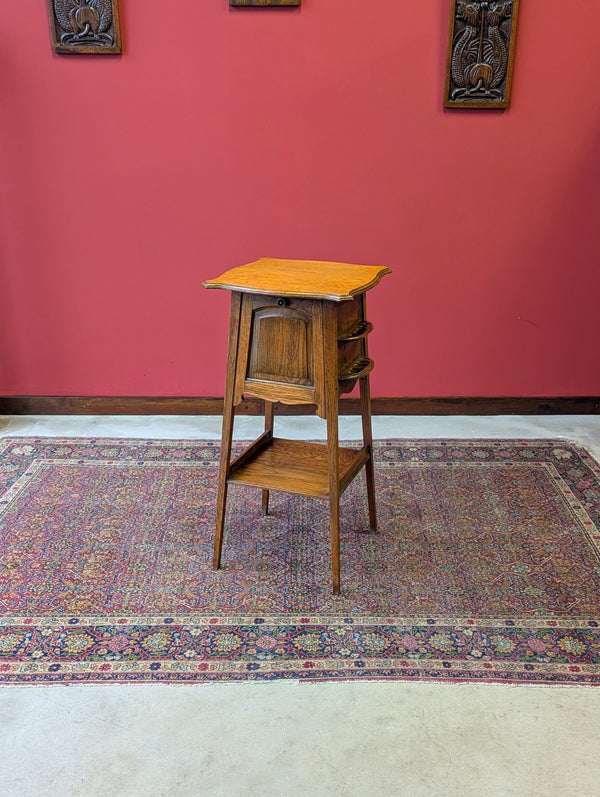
47, 0, 122, 54
444, 0, 519, 109
230, 0, 300, 6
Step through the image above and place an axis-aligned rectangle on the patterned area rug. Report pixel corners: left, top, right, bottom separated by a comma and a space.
1, 437, 599, 685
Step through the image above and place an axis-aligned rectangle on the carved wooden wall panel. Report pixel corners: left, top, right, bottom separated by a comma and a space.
230, 0, 301, 6
444, 0, 519, 109
47, 0, 122, 54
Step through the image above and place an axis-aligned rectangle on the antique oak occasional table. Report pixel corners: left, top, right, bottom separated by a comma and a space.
202, 257, 391, 594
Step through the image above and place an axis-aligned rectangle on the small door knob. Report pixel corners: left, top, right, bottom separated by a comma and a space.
277, 297, 290, 307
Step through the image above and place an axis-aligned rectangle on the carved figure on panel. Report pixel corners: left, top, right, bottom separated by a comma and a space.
47, 0, 122, 54
445, 0, 519, 109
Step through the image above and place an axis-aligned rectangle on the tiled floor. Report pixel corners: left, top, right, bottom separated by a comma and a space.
1, 414, 600, 797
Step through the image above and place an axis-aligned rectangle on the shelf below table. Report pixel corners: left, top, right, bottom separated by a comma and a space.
227, 436, 370, 498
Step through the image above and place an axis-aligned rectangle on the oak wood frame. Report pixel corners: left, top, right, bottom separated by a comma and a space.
211, 287, 378, 595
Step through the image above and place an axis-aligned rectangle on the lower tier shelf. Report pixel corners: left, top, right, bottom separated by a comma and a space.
227, 436, 369, 498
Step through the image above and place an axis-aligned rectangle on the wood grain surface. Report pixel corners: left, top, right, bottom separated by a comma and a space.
202, 258, 391, 302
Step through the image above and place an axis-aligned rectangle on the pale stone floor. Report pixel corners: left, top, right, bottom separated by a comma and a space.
1, 414, 600, 797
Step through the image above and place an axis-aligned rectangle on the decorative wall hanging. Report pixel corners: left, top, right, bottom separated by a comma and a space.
47, 0, 122, 54
444, 0, 519, 109
230, 0, 300, 6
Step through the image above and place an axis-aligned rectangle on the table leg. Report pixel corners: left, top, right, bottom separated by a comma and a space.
324, 303, 341, 595
360, 373, 377, 532
327, 418, 341, 595
261, 400, 274, 515
213, 292, 242, 569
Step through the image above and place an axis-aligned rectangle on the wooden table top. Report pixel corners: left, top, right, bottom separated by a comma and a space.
202, 257, 391, 301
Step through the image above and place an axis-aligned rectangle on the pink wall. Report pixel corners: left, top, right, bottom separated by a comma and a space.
1, 1, 600, 398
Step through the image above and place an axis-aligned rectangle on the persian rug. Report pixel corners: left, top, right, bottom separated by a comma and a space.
0, 437, 599, 685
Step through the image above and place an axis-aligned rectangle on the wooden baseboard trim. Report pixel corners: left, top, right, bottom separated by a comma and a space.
1, 396, 599, 416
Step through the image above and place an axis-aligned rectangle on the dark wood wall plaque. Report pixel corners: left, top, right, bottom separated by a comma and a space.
230, 0, 300, 6
444, 0, 519, 109
47, 0, 122, 54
